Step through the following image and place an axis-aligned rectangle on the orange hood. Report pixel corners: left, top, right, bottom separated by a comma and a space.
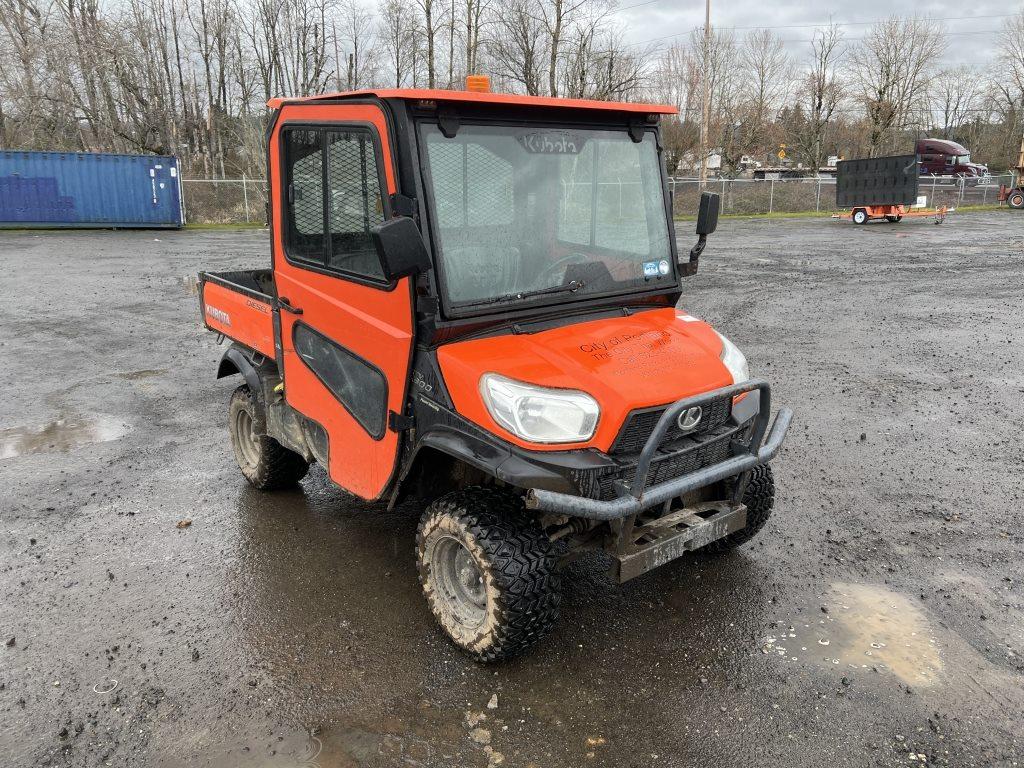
436, 307, 734, 452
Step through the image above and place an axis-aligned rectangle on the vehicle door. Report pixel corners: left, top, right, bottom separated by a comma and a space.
271, 102, 414, 501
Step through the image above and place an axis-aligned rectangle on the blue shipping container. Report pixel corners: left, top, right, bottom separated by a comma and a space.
0, 150, 184, 228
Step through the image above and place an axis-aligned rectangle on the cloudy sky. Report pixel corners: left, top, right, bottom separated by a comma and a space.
614, 0, 1019, 67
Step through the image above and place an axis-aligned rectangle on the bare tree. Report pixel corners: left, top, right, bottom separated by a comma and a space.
850, 16, 943, 156
538, 0, 589, 97
3, 0, 1022, 182
690, 26, 741, 174
739, 29, 790, 161
931, 65, 980, 139
338, 0, 375, 88
793, 24, 843, 170
489, 0, 546, 95
379, 0, 417, 87
648, 41, 700, 173
998, 9, 1024, 105
412, 0, 442, 87
463, 0, 487, 75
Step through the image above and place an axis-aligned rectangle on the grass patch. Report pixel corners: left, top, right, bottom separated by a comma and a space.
674, 209, 833, 222
674, 204, 1016, 222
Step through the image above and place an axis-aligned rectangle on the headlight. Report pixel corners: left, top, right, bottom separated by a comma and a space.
715, 331, 749, 383
480, 373, 599, 444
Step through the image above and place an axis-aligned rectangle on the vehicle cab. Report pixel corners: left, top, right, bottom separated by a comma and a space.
198, 83, 791, 660
916, 137, 988, 177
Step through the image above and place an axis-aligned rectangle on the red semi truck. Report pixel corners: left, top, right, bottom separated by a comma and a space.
915, 137, 988, 177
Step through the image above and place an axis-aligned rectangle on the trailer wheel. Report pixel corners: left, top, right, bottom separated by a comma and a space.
885, 215, 903, 223
1009, 191, 1024, 210
228, 385, 309, 490
852, 209, 868, 225
416, 487, 560, 662
701, 465, 775, 553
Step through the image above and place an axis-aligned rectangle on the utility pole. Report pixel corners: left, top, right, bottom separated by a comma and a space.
698, 0, 711, 188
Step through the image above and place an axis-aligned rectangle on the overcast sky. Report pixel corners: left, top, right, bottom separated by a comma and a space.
614, 0, 1019, 68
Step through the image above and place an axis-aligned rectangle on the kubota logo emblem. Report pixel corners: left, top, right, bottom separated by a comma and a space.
677, 406, 703, 432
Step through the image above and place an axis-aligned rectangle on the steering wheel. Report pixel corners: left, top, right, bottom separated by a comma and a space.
537, 252, 588, 287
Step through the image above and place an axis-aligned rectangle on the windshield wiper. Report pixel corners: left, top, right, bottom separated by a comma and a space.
457, 280, 586, 308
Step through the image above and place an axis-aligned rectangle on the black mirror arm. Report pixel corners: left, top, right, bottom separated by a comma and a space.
680, 234, 707, 277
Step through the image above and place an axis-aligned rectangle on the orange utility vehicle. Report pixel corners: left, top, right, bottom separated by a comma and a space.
198, 84, 792, 661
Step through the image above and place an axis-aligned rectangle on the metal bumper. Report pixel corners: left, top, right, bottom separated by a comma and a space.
524, 380, 792, 520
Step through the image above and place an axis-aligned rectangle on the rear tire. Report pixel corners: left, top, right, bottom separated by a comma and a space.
701, 465, 775, 553
852, 209, 868, 225
885, 214, 902, 223
416, 487, 560, 662
228, 385, 309, 490
1009, 190, 1024, 210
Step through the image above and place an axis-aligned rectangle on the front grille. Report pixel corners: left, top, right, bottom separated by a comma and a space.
610, 396, 732, 454
569, 424, 738, 501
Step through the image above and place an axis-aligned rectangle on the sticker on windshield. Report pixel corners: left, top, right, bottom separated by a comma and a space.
643, 260, 670, 278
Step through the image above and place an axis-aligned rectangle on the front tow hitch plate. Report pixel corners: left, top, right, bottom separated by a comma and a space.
613, 501, 746, 582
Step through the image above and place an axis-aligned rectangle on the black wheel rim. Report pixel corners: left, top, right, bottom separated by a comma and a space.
432, 535, 487, 628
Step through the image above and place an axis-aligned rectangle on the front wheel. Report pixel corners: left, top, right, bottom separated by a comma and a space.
701, 465, 775, 553
228, 385, 309, 490
852, 209, 868, 225
1009, 190, 1024, 210
416, 487, 560, 662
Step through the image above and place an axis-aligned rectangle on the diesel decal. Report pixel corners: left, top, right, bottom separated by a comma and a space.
245, 298, 270, 314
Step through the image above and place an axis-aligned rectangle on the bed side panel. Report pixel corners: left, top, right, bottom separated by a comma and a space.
200, 281, 275, 357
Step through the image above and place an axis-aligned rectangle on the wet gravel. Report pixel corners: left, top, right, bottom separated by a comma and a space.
1, 212, 1022, 767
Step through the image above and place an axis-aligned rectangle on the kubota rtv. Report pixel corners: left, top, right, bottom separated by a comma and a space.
198, 82, 792, 661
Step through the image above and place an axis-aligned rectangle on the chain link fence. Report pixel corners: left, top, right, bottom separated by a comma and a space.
669, 173, 1018, 217
180, 178, 268, 224
180, 173, 1017, 224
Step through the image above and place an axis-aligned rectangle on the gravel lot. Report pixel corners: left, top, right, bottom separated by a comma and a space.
1, 212, 1022, 767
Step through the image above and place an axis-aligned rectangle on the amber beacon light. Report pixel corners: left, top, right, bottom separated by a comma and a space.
465, 75, 490, 92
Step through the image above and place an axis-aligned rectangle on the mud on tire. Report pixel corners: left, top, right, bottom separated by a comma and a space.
228, 385, 309, 490
701, 464, 775, 553
416, 487, 560, 662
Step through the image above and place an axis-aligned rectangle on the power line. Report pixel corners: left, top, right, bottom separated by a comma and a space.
615, 0, 665, 11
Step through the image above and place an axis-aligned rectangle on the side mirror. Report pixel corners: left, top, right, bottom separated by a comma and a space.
695, 191, 720, 235
371, 216, 431, 282
680, 192, 721, 277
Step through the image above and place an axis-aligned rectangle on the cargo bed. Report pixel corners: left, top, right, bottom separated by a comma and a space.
197, 270, 276, 358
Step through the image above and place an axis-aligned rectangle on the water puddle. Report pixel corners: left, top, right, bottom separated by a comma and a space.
0, 416, 129, 459
764, 582, 942, 685
184, 711, 487, 768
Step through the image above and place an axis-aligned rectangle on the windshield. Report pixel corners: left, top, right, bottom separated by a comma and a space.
419, 123, 674, 311
957, 154, 970, 164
